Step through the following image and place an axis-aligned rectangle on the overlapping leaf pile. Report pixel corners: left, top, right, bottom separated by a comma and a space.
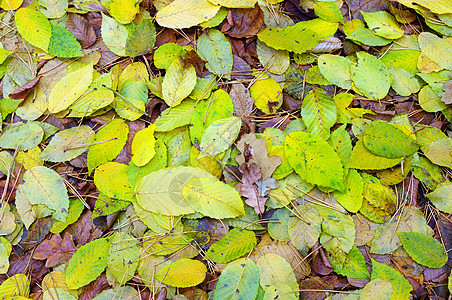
0, 0, 451, 299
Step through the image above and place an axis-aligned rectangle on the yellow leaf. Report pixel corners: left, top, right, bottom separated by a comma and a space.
15, 147, 43, 170
109, 0, 141, 24
0, 0, 23, 10
208, 0, 256, 8
0, 274, 29, 298
132, 124, 157, 166
156, 0, 220, 29
250, 77, 282, 114
48, 64, 93, 113
155, 259, 207, 287
15, 7, 51, 51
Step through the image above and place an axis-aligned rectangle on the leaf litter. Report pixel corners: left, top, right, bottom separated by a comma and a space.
0, 0, 452, 299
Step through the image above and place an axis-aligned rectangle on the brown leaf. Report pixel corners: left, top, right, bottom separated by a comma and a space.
441, 79, 452, 104
33, 233, 76, 268
89, 39, 119, 68
18, 216, 53, 253
345, 0, 388, 20
236, 133, 281, 179
65, 210, 96, 245
220, 5, 264, 38
230, 83, 254, 117
66, 13, 97, 48
298, 277, 333, 300
0, 253, 49, 287
312, 243, 334, 276
79, 273, 110, 300
115, 120, 146, 164
8, 77, 40, 100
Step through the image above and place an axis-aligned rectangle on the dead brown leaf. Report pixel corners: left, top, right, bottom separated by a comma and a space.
33, 233, 76, 268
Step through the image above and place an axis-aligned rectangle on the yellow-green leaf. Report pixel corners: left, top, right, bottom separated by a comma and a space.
206, 228, 256, 263
0, 0, 23, 10
348, 140, 403, 170
398, 232, 447, 268
39, 0, 67, 19
154, 43, 186, 70
48, 64, 93, 113
0, 274, 29, 298
257, 254, 298, 290
424, 138, 452, 168
135, 166, 215, 216
362, 11, 403, 39
15, 7, 51, 51
22, 166, 69, 222
257, 18, 338, 54
418, 32, 452, 70
318, 54, 353, 89
360, 279, 392, 300
155, 0, 220, 29
199, 116, 241, 159
208, 0, 256, 8
256, 39, 289, 75
333, 169, 363, 213
313, 2, 344, 24
285, 131, 344, 191
94, 162, 132, 201
213, 258, 259, 300
87, 119, 129, 174
107, 232, 139, 285
65, 238, 111, 289
426, 182, 452, 213
390, 65, 420, 96
0, 122, 44, 151
109, 0, 140, 24
301, 88, 337, 140
371, 259, 412, 300
183, 177, 245, 218
162, 58, 196, 107
101, 13, 128, 56
360, 173, 396, 224
132, 124, 157, 167
197, 29, 233, 79
40, 126, 95, 162
155, 99, 196, 132
351, 51, 390, 100
155, 259, 207, 287
250, 77, 283, 114
363, 120, 418, 158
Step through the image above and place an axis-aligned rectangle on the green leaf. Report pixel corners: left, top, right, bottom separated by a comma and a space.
135, 166, 215, 216
250, 77, 283, 114
257, 254, 298, 290
40, 126, 95, 162
362, 11, 404, 39
363, 120, 418, 158
335, 93, 372, 124
48, 64, 93, 113
87, 119, 129, 174
257, 18, 338, 54
380, 50, 420, 75
197, 29, 233, 79
48, 26, 83, 58
162, 58, 197, 107
418, 32, 452, 70
371, 259, 412, 300
183, 177, 245, 218
155, 0, 220, 29
348, 140, 403, 170
101, 13, 128, 56
155, 259, 207, 287
125, 12, 156, 57
154, 43, 186, 70
131, 124, 156, 167
22, 166, 69, 222
94, 162, 132, 201
0, 122, 43, 151
15, 7, 52, 51
360, 173, 396, 223
412, 154, 446, 190
360, 279, 392, 300
351, 51, 390, 100
418, 86, 448, 112
426, 183, 452, 213
285, 131, 344, 191
107, 232, 139, 284
199, 116, 241, 159
287, 204, 321, 252
318, 54, 353, 89
155, 99, 196, 132
263, 283, 298, 300
398, 232, 447, 268
66, 238, 111, 289
43, 288, 76, 300
206, 228, 256, 263
190, 89, 234, 143
424, 138, 452, 168
313, 2, 344, 24
213, 258, 259, 300
301, 88, 337, 140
